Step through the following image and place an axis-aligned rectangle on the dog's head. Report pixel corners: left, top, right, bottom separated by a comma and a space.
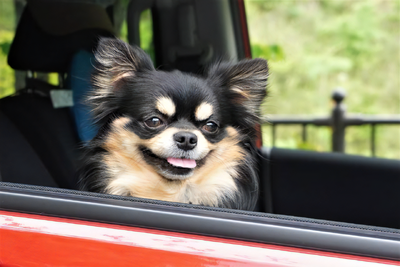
89, 38, 268, 181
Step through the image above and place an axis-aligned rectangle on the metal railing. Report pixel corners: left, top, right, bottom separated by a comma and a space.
262, 89, 400, 156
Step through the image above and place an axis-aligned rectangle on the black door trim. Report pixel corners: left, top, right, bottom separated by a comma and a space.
1, 182, 399, 261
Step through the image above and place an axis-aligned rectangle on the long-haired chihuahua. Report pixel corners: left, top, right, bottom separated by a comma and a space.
79, 38, 268, 210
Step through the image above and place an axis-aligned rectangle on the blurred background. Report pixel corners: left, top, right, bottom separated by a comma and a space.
0, 0, 399, 159
246, 0, 399, 159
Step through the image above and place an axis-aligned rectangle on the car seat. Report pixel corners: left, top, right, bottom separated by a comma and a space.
0, 0, 114, 188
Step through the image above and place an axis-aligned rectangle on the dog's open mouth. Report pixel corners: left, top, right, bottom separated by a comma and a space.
140, 148, 207, 180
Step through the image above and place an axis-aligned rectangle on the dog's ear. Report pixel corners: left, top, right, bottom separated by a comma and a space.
93, 37, 154, 92
89, 38, 154, 123
207, 58, 268, 128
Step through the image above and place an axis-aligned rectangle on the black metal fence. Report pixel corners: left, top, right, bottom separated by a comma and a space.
262, 89, 400, 157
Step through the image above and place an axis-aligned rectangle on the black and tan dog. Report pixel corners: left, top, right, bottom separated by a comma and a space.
79, 38, 268, 210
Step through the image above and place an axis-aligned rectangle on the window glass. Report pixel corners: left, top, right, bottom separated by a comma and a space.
0, 0, 17, 98
0, 1, 61, 95
245, 0, 400, 159
116, 5, 154, 64
139, 9, 155, 64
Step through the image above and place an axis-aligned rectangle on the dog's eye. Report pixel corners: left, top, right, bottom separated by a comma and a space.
202, 121, 218, 133
144, 117, 163, 128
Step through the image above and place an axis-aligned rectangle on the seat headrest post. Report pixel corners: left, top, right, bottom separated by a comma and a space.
58, 73, 65, 88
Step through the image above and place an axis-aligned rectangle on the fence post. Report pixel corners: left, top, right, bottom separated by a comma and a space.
302, 124, 307, 142
371, 124, 376, 157
331, 89, 346, 152
272, 125, 276, 147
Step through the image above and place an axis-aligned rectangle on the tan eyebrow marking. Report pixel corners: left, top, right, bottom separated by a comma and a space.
111, 116, 132, 128
195, 102, 213, 121
156, 96, 176, 117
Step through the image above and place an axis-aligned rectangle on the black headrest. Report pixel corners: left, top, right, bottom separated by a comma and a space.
8, 2, 115, 73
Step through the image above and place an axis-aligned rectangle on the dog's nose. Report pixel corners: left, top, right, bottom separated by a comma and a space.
173, 132, 197, 151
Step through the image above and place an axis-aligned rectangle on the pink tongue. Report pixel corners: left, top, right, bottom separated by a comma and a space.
167, 158, 197, 168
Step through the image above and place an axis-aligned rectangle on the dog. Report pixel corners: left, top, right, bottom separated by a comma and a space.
79, 38, 268, 210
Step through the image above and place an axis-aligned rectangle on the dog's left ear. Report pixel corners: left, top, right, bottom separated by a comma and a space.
208, 58, 268, 123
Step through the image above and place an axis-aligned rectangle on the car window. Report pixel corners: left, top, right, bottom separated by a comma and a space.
138, 9, 155, 63
0, 0, 20, 98
244, 0, 400, 160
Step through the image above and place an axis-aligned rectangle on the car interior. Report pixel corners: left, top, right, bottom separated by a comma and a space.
0, 0, 399, 232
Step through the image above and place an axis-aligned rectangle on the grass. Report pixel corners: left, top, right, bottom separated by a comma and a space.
245, 0, 400, 159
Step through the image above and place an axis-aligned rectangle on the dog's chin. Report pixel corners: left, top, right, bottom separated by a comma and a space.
140, 148, 207, 181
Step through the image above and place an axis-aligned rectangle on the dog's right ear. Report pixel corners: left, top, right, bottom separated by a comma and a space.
93, 37, 154, 93
89, 38, 154, 123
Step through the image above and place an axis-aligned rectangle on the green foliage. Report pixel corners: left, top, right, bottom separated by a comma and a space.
0, 0, 15, 31
119, 9, 155, 63
0, 0, 16, 98
246, 0, 400, 159
139, 9, 155, 64
0, 30, 15, 98
119, 20, 129, 43
0, 41, 11, 55
252, 43, 285, 61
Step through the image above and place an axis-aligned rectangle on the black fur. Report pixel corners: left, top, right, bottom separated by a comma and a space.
79, 38, 268, 211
